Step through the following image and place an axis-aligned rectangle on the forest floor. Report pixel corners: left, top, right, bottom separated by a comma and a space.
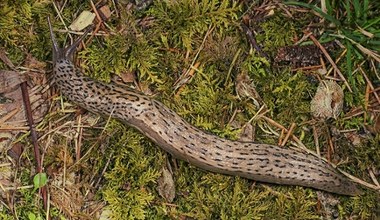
0, 0, 379, 219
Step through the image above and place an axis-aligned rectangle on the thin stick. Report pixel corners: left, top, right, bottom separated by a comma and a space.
312, 125, 320, 156
174, 24, 213, 91
241, 23, 269, 59
20, 82, 49, 215
364, 84, 370, 123
359, 66, 380, 105
75, 114, 83, 162
0, 49, 16, 70
87, 0, 104, 45
291, 64, 323, 71
260, 116, 307, 150
339, 169, 379, 191
278, 129, 285, 146
280, 123, 296, 147
0, 108, 20, 124
306, 32, 352, 92
52, 1, 71, 41
369, 167, 380, 187
326, 48, 346, 76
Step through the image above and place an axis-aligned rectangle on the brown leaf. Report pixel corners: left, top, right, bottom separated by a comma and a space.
238, 122, 255, 142
236, 72, 263, 108
24, 53, 46, 70
310, 80, 343, 120
99, 5, 112, 21
0, 70, 26, 93
119, 71, 136, 83
157, 166, 175, 202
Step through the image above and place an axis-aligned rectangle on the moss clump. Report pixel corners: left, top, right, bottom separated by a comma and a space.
79, 35, 132, 82
0, 1, 51, 67
254, 13, 297, 56
102, 127, 161, 219
148, 0, 239, 50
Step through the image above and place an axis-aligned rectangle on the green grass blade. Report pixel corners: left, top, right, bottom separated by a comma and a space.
352, 0, 362, 20
345, 42, 357, 94
363, 16, 380, 29
325, 0, 333, 15
284, 1, 341, 26
344, 0, 352, 25
363, 0, 369, 21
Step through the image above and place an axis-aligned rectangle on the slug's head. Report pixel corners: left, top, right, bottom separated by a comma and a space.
47, 16, 93, 64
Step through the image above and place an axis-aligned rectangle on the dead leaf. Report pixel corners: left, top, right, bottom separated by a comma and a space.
0, 70, 26, 93
239, 122, 255, 142
157, 166, 175, 202
24, 53, 46, 70
311, 80, 343, 120
236, 72, 263, 108
119, 71, 136, 84
69, 11, 95, 31
99, 5, 112, 21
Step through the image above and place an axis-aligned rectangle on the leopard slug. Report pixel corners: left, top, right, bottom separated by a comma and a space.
48, 19, 361, 196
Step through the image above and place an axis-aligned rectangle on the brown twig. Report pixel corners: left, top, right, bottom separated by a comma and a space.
75, 114, 83, 162
364, 84, 370, 123
0, 108, 20, 125
90, 0, 102, 23
278, 129, 285, 146
327, 136, 334, 162
305, 31, 353, 92
312, 125, 320, 156
241, 23, 269, 59
0, 49, 16, 70
20, 82, 49, 215
280, 123, 296, 147
359, 66, 380, 105
87, 0, 104, 45
260, 115, 307, 150
290, 64, 323, 72
174, 62, 200, 96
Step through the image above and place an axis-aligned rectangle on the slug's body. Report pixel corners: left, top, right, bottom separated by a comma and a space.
48, 19, 360, 196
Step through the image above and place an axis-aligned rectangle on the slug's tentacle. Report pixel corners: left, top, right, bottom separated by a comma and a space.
48, 18, 362, 196
47, 16, 93, 63
47, 16, 62, 64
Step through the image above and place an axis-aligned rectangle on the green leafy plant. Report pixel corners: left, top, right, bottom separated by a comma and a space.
32, 173, 47, 192
285, 0, 380, 95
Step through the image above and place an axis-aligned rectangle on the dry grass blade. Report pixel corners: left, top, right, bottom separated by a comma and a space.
359, 66, 380, 105
279, 123, 296, 147
306, 32, 353, 92
0, 50, 15, 70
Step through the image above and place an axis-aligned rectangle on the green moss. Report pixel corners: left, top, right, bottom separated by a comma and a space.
148, 0, 240, 50
262, 70, 313, 123
101, 125, 162, 219
340, 190, 380, 219
0, 0, 51, 68
79, 35, 131, 82
255, 14, 297, 56
177, 176, 272, 219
